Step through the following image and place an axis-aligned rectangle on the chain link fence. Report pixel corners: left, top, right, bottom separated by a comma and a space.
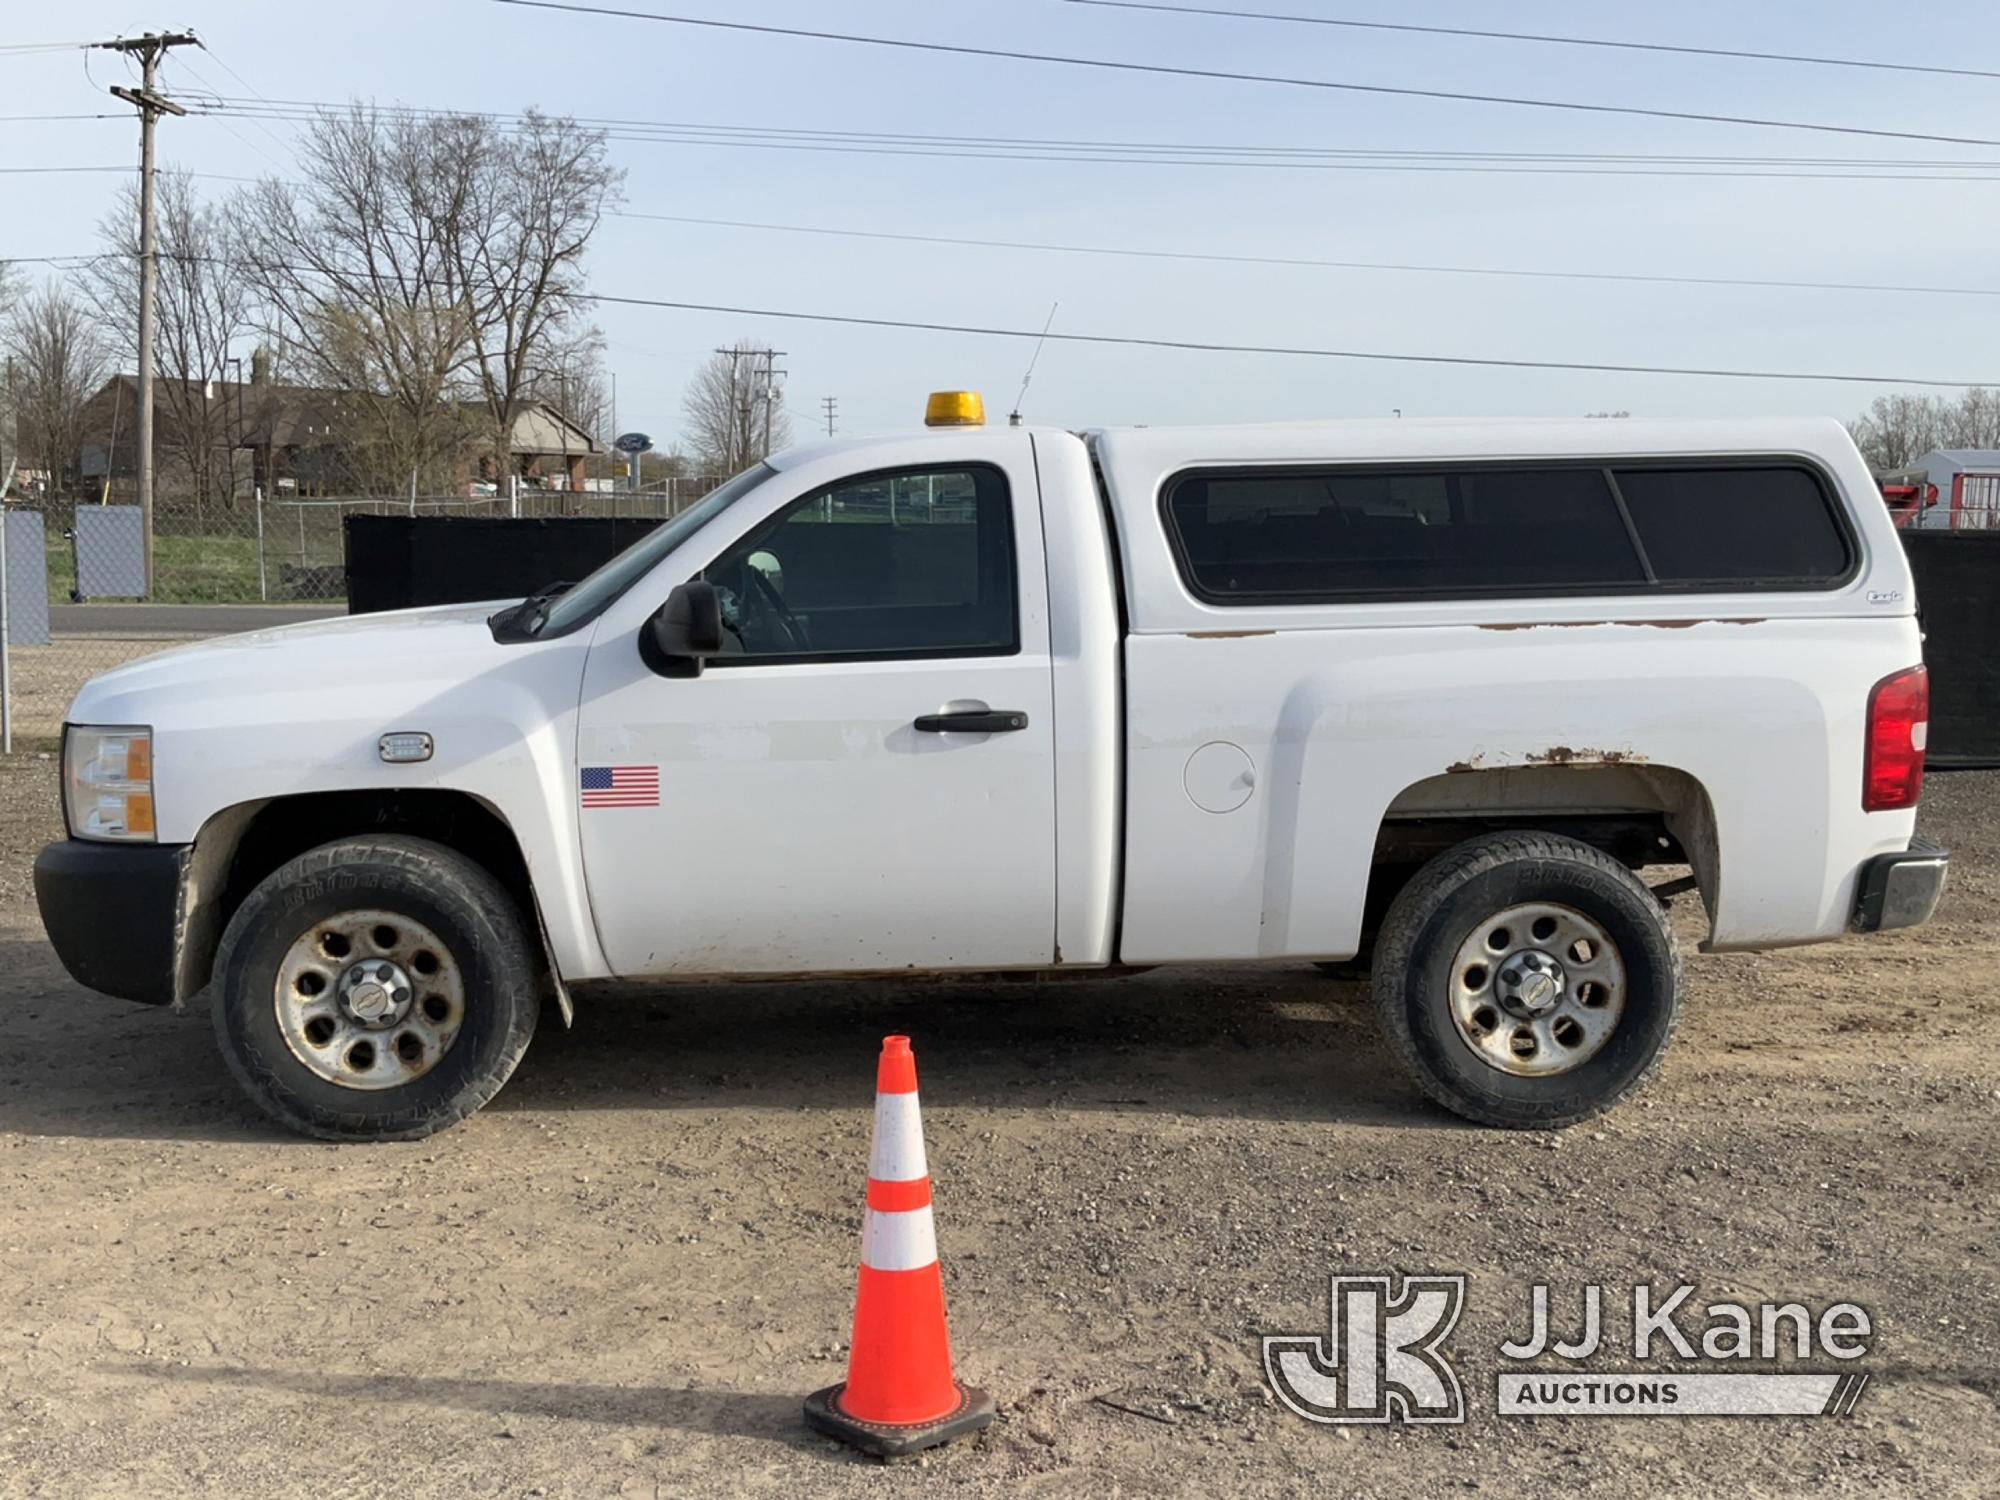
0, 477, 733, 746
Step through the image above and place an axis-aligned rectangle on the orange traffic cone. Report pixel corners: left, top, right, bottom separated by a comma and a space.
804, 1035, 995, 1457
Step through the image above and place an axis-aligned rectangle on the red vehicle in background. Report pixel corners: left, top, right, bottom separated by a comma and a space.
1879, 468, 1940, 529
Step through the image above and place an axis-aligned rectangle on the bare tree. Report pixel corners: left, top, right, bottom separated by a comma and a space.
0, 379, 14, 500
83, 169, 255, 509
681, 339, 791, 472
236, 104, 617, 494
1848, 389, 2000, 471
1848, 393, 1949, 471
525, 324, 611, 444
235, 106, 483, 491
1940, 387, 2000, 451
447, 110, 621, 481
3, 281, 109, 496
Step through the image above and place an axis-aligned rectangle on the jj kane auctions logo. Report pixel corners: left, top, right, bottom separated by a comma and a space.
1264, 1276, 1873, 1424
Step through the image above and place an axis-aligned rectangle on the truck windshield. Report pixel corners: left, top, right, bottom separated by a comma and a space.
526, 464, 776, 637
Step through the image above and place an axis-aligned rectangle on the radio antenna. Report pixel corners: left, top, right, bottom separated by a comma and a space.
1008, 302, 1059, 427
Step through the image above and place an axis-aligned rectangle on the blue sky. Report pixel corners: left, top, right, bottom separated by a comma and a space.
6, 1, 1999, 451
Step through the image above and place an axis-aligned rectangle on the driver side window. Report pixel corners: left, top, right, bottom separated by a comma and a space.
703, 464, 1018, 663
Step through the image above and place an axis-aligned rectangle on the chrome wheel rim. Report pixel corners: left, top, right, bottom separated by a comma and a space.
273, 909, 465, 1090
1448, 902, 1626, 1077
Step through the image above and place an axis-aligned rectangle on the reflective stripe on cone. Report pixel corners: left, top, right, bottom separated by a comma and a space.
868, 1089, 928, 1183
860, 1205, 938, 1272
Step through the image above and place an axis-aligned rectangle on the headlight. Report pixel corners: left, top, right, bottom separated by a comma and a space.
63, 726, 155, 842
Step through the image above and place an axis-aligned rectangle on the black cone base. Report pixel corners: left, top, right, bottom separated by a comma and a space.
804, 1380, 996, 1458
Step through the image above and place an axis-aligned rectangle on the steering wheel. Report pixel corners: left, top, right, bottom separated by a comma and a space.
744, 562, 809, 652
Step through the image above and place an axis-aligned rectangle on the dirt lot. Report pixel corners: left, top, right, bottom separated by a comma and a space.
0, 756, 1994, 1499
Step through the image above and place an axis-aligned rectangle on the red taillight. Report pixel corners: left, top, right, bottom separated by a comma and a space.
1863, 665, 1928, 812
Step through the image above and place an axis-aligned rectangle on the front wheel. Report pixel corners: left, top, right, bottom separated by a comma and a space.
211, 836, 539, 1140
1369, 832, 1681, 1129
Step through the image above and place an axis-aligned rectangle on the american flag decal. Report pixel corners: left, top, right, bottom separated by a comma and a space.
581, 764, 660, 808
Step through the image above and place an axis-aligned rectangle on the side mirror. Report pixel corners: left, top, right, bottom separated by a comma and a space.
645, 580, 723, 676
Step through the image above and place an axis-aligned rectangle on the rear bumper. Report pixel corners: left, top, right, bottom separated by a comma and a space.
33, 840, 187, 1005
1850, 837, 1949, 933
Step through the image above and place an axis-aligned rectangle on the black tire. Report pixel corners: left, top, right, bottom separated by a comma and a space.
211, 836, 539, 1141
1369, 832, 1681, 1129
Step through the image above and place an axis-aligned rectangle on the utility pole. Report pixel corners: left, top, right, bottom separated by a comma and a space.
713, 345, 788, 465
821, 396, 838, 437
98, 31, 197, 599
715, 346, 749, 471
760, 350, 773, 457
757, 348, 787, 460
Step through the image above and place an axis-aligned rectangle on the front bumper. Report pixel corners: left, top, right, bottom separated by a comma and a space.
34, 840, 187, 1005
1851, 837, 1950, 933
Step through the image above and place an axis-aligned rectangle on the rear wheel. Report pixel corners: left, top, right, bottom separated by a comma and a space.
211, 836, 538, 1140
1369, 832, 1680, 1128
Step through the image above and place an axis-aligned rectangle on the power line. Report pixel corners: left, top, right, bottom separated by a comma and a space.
188, 97, 2000, 168
486, 0, 2000, 149
582, 290, 1996, 389
188, 99, 2000, 182
46, 238, 1990, 388
1059, 1, 2000, 83
39, 209, 2000, 307
195, 40, 281, 105
615, 210, 2000, 300
169, 53, 297, 172
0, 41, 94, 57
0, 164, 259, 182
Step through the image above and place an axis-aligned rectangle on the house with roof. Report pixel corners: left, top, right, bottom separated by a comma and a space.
76, 353, 601, 497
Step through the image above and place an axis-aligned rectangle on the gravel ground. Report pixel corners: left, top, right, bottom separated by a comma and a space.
0, 757, 1994, 1498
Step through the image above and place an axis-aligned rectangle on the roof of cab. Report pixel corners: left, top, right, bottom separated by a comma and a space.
765, 426, 1060, 472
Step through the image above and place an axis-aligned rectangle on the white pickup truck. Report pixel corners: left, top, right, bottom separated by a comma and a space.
36, 402, 1947, 1140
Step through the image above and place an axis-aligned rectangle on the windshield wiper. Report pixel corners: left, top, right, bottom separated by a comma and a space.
489, 579, 574, 642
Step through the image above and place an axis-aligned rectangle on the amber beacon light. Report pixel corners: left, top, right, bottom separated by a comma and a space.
924, 390, 986, 427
